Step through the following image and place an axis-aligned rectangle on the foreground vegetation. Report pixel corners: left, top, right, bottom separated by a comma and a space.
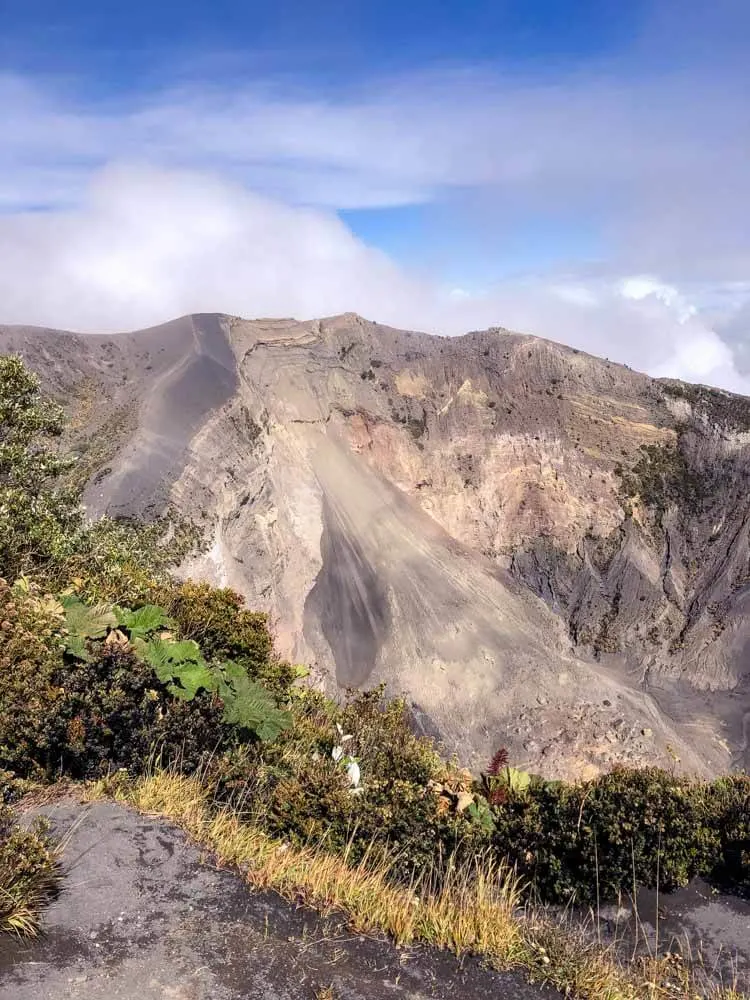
88, 769, 743, 1000
0, 353, 748, 996
0, 786, 60, 937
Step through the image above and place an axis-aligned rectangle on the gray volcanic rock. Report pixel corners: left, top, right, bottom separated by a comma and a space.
2, 311, 749, 778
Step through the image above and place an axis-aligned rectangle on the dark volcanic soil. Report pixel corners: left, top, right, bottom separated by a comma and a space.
0, 801, 554, 1000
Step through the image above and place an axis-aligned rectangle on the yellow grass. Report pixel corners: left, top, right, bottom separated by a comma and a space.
92, 771, 745, 1000
121, 770, 525, 957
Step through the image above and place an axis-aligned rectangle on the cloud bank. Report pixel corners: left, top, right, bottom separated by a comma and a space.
0, 38, 749, 393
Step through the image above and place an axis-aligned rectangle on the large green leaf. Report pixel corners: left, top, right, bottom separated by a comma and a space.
500, 766, 531, 795
64, 634, 89, 661
167, 661, 217, 701
135, 636, 216, 700
132, 636, 289, 741
220, 659, 247, 683
136, 636, 201, 678
218, 670, 291, 742
116, 603, 172, 640
60, 593, 118, 660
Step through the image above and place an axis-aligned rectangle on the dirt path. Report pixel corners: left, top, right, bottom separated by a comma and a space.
0, 801, 554, 1000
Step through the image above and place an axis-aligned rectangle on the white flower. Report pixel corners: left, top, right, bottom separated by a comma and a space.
331, 745, 344, 762
345, 760, 361, 788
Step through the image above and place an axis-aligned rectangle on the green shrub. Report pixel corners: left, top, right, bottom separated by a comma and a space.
706, 774, 750, 894
157, 581, 295, 694
615, 442, 710, 520
222, 716, 747, 901
0, 356, 82, 581
0, 578, 68, 778
491, 767, 720, 902
214, 693, 356, 847
0, 626, 227, 781
337, 688, 443, 790
41, 645, 231, 779
0, 581, 289, 780
214, 688, 485, 884
0, 804, 60, 936
334, 690, 483, 879
0, 350, 199, 602
59, 515, 193, 604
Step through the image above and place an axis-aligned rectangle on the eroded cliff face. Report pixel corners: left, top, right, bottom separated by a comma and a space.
2, 312, 748, 778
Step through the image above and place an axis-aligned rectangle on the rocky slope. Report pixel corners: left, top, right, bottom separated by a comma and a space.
2, 312, 748, 778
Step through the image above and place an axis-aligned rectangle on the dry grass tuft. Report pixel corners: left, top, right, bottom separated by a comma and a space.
120, 770, 523, 956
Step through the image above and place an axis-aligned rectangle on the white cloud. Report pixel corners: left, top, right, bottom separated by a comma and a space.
1, 163, 747, 396
1, 64, 749, 269
0, 165, 428, 331
619, 276, 696, 320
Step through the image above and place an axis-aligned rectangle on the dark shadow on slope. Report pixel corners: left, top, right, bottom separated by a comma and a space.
305, 497, 391, 687
83, 314, 238, 520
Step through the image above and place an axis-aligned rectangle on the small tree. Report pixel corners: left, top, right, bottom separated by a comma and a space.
0, 355, 82, 579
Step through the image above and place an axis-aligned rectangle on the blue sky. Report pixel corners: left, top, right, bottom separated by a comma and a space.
0, 1, 749, 392
2, 1, 642, 81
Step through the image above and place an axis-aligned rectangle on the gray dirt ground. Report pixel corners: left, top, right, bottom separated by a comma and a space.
627, 880, 750, 988
0, 801, 555, 1000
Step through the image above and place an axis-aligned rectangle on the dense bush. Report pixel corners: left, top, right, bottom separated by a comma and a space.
0, 589, 219, 780
39, 646, 229, 779
0, 348, 293, 784
214, 688, 485, 883
215, 692, 362, 849
0, 356, 81, 581
62, 515, 197, 604
0, 578, 67, 778
0, 795, 60, 935
221, 709, 745, 903
237, 708, 744, 901
222, 696, 747, 903
156, 581, 295, 695
0, 353, 196, 601
705, 774, 750, 894
0, 580, 288, 781
491, 767, 720, 902
4, 564, 745, 903
335, 691, 487, 878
